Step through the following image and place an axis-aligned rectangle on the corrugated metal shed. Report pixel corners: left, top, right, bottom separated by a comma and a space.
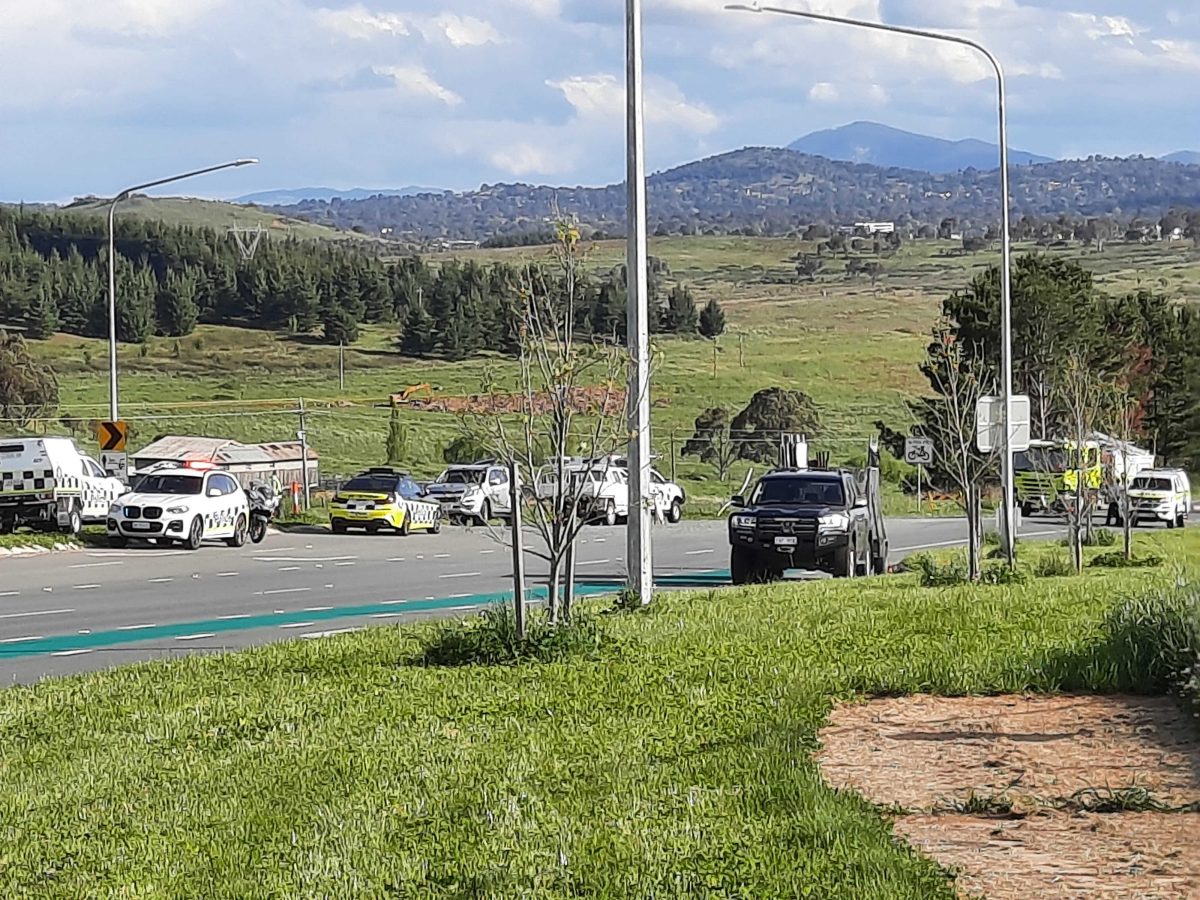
132, 436, 319, 488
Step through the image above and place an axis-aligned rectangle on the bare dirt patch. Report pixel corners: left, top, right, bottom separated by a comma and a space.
817, 695, 1200, 899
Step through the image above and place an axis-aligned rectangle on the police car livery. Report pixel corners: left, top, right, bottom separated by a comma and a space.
329, 467, 442, 535
106, 461, 249, 550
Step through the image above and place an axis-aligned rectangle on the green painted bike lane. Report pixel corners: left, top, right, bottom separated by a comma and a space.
0, 571, 731, 660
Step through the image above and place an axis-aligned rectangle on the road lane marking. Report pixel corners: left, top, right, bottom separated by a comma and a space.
118, 624, 157, 631
52, 649, 94, 657
69, 561, 123, 569
175, 633, 216, 641
218, 614, 252, 620
440, 572, 481, 579
382, 599, 411, 605
447, 605, 482, 611
334, 562, 355, 567
254, 556, 356, 563
594, 538, 606, 543
686, 549, 715, 556
480, 549, 495, 555
254, 588, 311, 596
0, 608, 73, 621
370, 613, 403, 619
434, 553, 450, 559
577, 559, 610, 566
279, 622, 315, 629
387, 557, 406, 562
0, 591, 18, 598
302, 628, 360, 639
148, 577, 174, 584
278, 566, 301, 572
73, 585, 100, 591
247, 547, 295, 554
0, 635, 43, 644
890, 530, 1062, 555
217, 572, 239, 578
303, 606, 334, 612
449, 592, 472, 599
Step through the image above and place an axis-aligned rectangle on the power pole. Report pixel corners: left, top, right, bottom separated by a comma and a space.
508, 459, 527, 640
297, 397, 310, 511
624, 0, 653, 606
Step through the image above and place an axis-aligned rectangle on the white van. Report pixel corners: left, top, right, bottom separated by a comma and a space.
1128, 468, 1192, 529
0, 437, 127, 535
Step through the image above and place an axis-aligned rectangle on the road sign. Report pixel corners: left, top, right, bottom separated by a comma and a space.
904, 436, 934, 466
976, 395, 1031, 453
98, 420, 128, 453
101, 451, 128, 480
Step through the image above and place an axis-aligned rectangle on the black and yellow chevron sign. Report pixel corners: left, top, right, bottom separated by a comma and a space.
98, 421, 127, 452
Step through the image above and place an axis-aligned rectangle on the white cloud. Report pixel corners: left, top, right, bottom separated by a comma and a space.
548, 73, 720, 133
488, 142, 572, 175
809, 82, 839, 103
373, 65, 462, 105
315, 5, 409, 39
423, 13, 502, 47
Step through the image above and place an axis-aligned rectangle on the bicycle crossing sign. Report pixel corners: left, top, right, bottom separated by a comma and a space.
904, 436, 934, 466
98, 421, 128, 452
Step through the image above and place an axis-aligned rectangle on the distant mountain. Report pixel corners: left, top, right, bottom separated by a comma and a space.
1164, 151, 1200, 166
269, 149, 1200, 242
234, 186, 437, 206
787, 121, 1053, 173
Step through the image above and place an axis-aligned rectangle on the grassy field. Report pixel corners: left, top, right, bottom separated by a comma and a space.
21, 235, 1200, 514
0, 530, 1194, 897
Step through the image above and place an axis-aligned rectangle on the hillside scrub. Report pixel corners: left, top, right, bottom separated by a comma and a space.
0, 531, 1195, 897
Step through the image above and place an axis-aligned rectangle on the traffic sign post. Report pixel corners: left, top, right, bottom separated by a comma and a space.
101, 451, 128, 481
976, 396, 1030, 454
905, 437, 934, 514
97, 420, 128, 478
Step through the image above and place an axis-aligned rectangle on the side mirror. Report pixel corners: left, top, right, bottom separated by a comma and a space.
208, 488, 222, 498
730, 495, 746, 508
853, 496, 868, 509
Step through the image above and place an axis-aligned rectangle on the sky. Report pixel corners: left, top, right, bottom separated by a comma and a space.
3, 0, 1200, 202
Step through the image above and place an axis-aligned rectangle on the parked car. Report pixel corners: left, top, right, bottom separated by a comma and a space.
328, 467, 442, 535
1127, 468, 1192, 528
107, 461, 248, 549
424, 461, 512, 525
1, 436, 127, 535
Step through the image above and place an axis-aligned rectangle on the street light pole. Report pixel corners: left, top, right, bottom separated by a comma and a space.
726, 3, 1017, 564
106, 158, 259, 422
625, 0, 654, 604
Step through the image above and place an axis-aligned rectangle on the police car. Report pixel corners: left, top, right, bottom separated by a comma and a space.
329, 467, 442, 535
106, 461, 250, 549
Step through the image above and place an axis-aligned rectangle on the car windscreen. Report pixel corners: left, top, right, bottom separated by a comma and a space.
436, 469, 484, 484
1015, 447, 1069, 471
1132, 477, 1172, 492
752, 478, 844, 506
343, 475, 399, 494
133, 475, 203, 495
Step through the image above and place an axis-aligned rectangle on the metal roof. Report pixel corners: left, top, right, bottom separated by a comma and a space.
134, 436, 318, 466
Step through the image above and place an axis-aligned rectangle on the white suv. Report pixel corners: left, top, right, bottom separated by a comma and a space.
424, 462, 512, 525
107, 462, 249, 549
1128, 469, 1192, 529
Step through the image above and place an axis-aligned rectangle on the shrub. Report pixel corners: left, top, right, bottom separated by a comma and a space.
1089, 552, 1163, 569
983, 529, 1001, 546
1086, 528, 1118, 547
979, 564, 1028, 586
1096, 587, 1199, 696
413, 605, 615, 667
1034, 554, 1074, 578
908, 553, 968, 587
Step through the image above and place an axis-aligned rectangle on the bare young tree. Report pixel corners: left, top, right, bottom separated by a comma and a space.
1054, 349, 1108, 573
1098, 352, 1154, 562
460, 218, 641, 626
912, 322, 998, 580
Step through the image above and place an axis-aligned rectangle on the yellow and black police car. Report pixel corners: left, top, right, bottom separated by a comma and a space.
328, 467, 442, 535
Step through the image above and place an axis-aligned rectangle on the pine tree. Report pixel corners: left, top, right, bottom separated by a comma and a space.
115, 267, 155, 343
385, 406, 409, 463
322, 304, 359, 345
400, 300, 435, 356
664, 284, 699, 333
25, 285, 59, 339
699, 298, 726, 338
155, 270, 199, 337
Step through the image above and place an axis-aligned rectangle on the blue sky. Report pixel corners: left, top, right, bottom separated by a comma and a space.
3, 0, 1200, 201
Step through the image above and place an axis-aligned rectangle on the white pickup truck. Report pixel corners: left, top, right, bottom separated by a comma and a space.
534, 458, 686, 526
0, 436, 127, 535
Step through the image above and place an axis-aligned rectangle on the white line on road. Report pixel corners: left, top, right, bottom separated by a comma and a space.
217, 613, 251, 620
279, 622, 315, 629
480, 549, 495, 555
73, 584, 100, 591
334, 562, 355, 567
435, 553, 450, 559
447, 605, 482, 612
576, 559, 610, 567
175, 633, 216, 641
303, 606, 334, 612
0, 635, 43, 644
387, 557, 405, 562
148, 577, 174, 584
0, 608, 73, 621
382, 599, 411, 605
278, 566, 301, 572
254, 556, 356, 563
247, 547, 295, 554
440, 572, 481, 579
449, 592, 472, 599
0, 591, 17, 598
217, 572, 239, 578
69, 561, 123, 569
254, 588, 312, 596
892, 530, 1061, 555
594, 538, 606, 543
370, 613, 403, 619
302, 628, 360, 639
686, 549, 715, 556
117, 623, 157, 631
51, 649, 94, 657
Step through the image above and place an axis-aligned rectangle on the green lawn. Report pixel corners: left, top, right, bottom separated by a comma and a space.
0, 531, 1194, 898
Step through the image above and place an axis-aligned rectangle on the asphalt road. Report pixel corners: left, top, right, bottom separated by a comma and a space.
0, 516, 1066, 685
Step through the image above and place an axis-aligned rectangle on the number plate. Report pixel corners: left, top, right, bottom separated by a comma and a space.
130, 522, 151, 531
774, 536, 798, 547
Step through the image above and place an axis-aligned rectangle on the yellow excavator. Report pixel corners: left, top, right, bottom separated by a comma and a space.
391, 384, 432, 406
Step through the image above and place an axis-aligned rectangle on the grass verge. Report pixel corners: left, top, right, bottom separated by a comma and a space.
0, 531, 1196, 898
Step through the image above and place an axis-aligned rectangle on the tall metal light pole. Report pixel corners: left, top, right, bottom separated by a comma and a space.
106, 158, 259, 421
726, 3, 1017, 564
625, 0, 654, 603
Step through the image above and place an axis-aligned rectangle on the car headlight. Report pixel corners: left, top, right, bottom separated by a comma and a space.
109, 502, 123, 514
731, 515, 756, 530
166, 506, 190, 515
818, 513, 850, 532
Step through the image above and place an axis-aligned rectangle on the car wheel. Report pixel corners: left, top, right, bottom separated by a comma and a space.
430, 515, 442, 535
330, 519, 347, 534
871, 541, 889, 576
730, 546, 761, 586
61, 505, 83, 536
1167, 517, 1176, 530
834, 543, 855, 579
603, 501, 617, 527
668, 499, 683, 524
185, 517, 204, 551
226, 515, 248, 548
1020, 502, 1032, 518
398, 514, 410, 537
478, 500, 492, 527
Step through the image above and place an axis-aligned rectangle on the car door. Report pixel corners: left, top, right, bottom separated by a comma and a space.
204, 474, 238, 536
846, 475, 868, 561
80, 457, 117, 519
487, 467, 510, 512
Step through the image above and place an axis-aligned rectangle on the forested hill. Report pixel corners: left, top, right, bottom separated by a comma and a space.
268, 149, 1200, 241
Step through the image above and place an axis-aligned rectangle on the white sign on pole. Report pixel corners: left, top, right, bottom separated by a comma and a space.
976, 395, 1031, 453
904, 436, 934, 466
101, 450, 128, 481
